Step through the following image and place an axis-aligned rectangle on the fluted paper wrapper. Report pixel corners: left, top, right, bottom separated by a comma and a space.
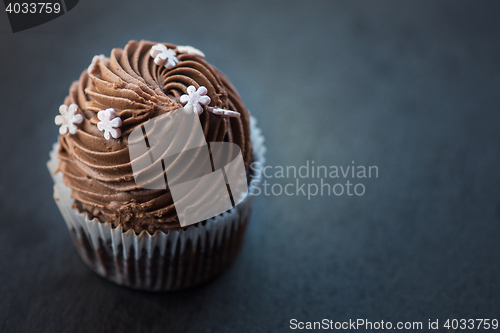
47, 116, 266, 291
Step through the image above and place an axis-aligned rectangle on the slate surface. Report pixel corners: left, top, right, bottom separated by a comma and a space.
0, 1, 499, 332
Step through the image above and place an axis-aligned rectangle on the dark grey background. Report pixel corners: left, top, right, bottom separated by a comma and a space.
1, 0, 499, 332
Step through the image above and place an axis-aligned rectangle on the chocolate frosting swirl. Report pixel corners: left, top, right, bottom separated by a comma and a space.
57, 40, 252, 233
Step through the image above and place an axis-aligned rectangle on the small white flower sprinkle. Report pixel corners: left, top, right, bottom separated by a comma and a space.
150, 44, 179, 69
176, 45, 205, 58
208, 107, 241, 118
55, 104, 83, 135
97, 108, 122, 140
180, 85, 211, 115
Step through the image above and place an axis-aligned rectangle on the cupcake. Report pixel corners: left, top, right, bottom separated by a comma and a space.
47, 40, 265, 291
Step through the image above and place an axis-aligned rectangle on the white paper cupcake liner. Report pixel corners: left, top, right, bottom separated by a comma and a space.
47, 116, 265, 291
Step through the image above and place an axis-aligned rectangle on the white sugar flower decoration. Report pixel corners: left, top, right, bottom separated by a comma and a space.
88, 54, 106, 73
97, 108, 122, 140
150, 44, 179, 69
176, 45, 205, 58
208, 107, 240, 118
180, 85, 211, 115
55, 104, 83, 135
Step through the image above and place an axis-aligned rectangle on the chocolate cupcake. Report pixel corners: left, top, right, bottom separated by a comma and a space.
47, 40, 265, 291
